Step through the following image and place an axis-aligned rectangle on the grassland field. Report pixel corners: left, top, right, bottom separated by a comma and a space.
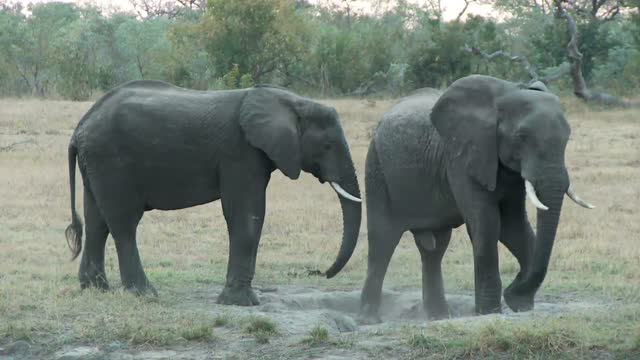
0, 95, 639, 359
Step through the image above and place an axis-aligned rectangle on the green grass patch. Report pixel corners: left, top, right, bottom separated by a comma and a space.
405, 306, 640, 359
301, 325, 330, 346
213, 312, 232, 327
243, 315, 278, 344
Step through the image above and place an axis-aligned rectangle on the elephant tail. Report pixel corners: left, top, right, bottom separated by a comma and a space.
65, 141, 83, 261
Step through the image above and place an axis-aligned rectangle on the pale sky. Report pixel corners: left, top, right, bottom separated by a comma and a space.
11, 0, 497, 21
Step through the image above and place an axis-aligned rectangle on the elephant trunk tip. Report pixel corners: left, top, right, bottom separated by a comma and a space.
324, 265, 340, 279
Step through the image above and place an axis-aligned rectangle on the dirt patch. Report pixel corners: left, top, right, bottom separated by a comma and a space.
0, 288, 618, 360
68, 286, 607, 360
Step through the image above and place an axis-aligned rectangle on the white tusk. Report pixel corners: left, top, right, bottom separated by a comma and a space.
566, 185, 595, 209
330, 182, 362, 203
525, 180, 549, 211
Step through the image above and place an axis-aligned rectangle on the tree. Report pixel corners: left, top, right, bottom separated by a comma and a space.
51, 8, 107, 100
115, 17, 172, 80
553, 0, 628, 105
486, 0, 631, 105
0, 2, 79, 96
200, 0, 310, 83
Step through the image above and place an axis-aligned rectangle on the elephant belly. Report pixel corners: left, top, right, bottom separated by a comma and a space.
139, 169, 220, 211
386, 167, 462, 230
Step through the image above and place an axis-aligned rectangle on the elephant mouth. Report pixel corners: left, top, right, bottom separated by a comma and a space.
309, 165, 325, 183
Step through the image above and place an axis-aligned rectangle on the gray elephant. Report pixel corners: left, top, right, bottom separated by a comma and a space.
359, 75, 593, 323
65, 80, 361, 305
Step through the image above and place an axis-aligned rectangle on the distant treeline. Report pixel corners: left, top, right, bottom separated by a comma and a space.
0, 0, 638, 100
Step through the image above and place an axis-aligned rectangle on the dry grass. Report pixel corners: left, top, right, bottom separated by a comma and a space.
0, 96, 639, 357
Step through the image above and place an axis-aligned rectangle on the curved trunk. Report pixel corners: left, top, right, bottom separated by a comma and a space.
519, 174, 568, 294
325, 172, 362, 278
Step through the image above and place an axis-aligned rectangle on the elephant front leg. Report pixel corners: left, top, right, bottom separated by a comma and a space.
468, 217, 503, 315
500, 198, 536, 312
449, 175, 503, 315
217, 171, 268, 306
454, 189, 503, 315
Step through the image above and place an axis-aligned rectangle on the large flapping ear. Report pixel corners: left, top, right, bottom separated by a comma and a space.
526, 80, 549, 92
430, 75, 513, 191
239, 88, 302, 179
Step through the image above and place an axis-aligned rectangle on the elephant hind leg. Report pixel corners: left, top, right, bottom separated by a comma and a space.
412, 228, 451, 320
90, 172, 155, 296
79, 188, 110, 290
358, 215, 402, 325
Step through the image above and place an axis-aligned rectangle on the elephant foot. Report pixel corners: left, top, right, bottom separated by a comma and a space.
79, 270, 109, 291
425, 301, 450, 321
357, 304, 382, 325
217, 285, 260, 306
125, 282, 158, 297
504, 286, 534, 312
474, 298, 502, 315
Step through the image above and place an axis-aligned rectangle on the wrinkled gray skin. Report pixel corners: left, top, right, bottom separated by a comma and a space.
359, 75, 591, 323
65, 80, 361, 306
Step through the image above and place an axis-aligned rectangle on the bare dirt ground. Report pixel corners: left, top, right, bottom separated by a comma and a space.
1, 95, 639, 359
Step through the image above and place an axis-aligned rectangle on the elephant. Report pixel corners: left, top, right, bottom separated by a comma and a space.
358, 74, 594, 323
65, 80, 362, 306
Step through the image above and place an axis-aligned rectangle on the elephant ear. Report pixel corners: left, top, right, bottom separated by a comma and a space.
527, 80, 549, 92
430, 75, 511, 191
239, 88, 302, 180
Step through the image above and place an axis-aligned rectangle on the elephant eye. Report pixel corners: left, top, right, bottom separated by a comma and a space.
515, 132, 527, 142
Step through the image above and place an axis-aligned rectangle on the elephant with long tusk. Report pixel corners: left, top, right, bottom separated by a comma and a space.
65, 80, 362, 304
358, 75, 594, 324
526, 180, 594, 211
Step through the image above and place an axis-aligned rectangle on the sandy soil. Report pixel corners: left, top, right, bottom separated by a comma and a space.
42, 287, 607, 360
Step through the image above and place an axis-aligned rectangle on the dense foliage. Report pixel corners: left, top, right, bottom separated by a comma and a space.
0, 0, 638, 99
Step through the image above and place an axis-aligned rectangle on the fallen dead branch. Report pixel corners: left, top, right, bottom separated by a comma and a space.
0, 139, 36, 152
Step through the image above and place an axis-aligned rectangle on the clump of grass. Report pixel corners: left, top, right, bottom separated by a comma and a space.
180, 324, 215, 342
302, 326, 330, 346
461, 321, 579, 357
1, 322, 37, 343
407, 319, 583, 358
213, 312, 231, 327
407, 332, 445, 353
117, 319, 214, 346
244, 316, 278, 344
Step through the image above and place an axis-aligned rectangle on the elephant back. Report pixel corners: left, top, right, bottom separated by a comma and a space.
373, 94, 450, 218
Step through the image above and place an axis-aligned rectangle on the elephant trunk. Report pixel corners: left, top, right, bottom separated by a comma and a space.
325, 171, 362, 278
519, 170, 568, 295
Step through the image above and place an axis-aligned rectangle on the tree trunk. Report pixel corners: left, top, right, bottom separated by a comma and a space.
554, 1, 629, 107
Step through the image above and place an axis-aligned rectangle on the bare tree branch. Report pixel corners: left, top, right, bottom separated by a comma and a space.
555, 2, 591, 99
554, 0, 629, 106
464, 45, 540, 80
456, 0, 476, 21
465, 44, 571, 86
0, 139, 35, 152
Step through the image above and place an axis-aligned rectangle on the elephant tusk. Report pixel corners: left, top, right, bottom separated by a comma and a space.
330, 182, 362, 203
566, 185, 595, 209
525, 180, 549, 211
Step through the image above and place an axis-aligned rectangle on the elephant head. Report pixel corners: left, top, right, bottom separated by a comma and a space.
430, 75, 593, 308
239, 85, 361, 277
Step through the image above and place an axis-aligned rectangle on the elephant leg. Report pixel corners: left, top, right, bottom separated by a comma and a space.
91, 173, 155, 296
500, 197, 536, 312
412, 228, 451, 320
448, 174, 502, 315
79, 188, 110, 290
217, 169, 269, 306
466, 219, 502, 315
110, 213, 155, 296
358, 217, 402, 325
